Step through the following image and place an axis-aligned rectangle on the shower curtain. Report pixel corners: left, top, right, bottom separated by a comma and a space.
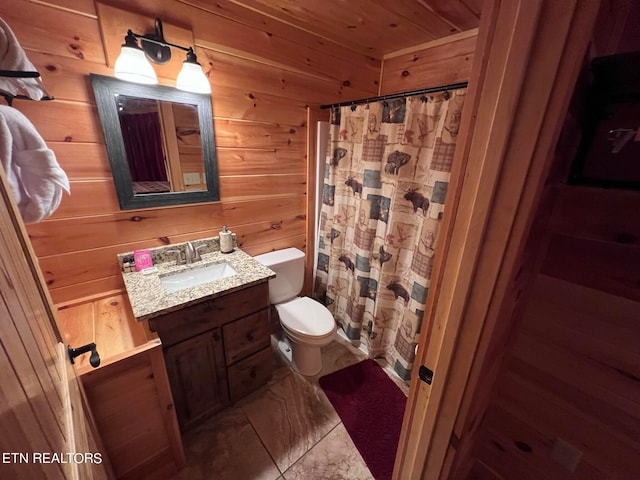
314, 88, 467, 380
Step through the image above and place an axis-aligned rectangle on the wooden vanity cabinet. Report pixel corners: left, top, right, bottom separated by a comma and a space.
148, 282, 273, 430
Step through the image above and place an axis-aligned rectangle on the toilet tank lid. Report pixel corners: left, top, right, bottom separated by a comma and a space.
254, 247, 304, 266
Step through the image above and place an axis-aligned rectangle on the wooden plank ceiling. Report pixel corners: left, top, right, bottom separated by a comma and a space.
186, 0, 481, 58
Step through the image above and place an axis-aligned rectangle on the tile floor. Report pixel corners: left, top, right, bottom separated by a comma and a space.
171, 332, 409, 480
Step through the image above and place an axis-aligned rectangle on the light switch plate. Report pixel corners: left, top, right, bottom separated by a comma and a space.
183, 172, 200, 185
550, 437, 583, 472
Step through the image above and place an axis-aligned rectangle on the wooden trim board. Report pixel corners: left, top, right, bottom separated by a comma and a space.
383, 28, 479, 60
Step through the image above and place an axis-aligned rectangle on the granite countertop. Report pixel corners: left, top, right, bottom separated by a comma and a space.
119, 244, 275, 321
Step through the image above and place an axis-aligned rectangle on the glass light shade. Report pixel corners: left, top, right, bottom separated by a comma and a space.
176, 62, 211, 94
114, 46, 158, 85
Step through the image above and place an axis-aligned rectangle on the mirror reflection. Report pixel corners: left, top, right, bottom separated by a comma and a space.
117, 96, 206, 194
91, 74, 219, 210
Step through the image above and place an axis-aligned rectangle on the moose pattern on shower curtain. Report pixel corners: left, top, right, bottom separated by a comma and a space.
314, 89, 466, 379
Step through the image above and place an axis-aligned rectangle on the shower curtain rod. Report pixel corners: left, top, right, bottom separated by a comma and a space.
320, 81, 468, 110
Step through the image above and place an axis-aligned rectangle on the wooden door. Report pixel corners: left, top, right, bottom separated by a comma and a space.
0, 165, 110, 479
164, 328, 229, 430
393, 0, 601, 478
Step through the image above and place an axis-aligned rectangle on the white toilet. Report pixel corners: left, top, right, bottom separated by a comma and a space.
254, 248, 336, 376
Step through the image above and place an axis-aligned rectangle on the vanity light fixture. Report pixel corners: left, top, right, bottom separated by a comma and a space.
113, 19, 211, 94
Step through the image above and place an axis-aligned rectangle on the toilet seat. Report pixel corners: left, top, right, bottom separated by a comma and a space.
276, 296, 335, 338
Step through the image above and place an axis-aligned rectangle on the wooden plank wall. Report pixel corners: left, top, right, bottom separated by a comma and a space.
468, 4, 640, 476
379, 30, 478, 95
0, 0, 379, 303
470, 192, 640, 479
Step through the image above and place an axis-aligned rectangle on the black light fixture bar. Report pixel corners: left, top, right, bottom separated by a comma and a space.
115, 18, 210, 93
128, 29, 192, 54
123, 18, 200, 67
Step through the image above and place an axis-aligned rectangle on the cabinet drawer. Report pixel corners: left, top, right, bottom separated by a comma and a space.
149, 282, 269, 346
223, 309, 270, 365
228, 347, 273, 401
150, 300, 220, 346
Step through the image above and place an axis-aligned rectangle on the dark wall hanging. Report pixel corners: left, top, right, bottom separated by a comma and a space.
569, 51, 640, 190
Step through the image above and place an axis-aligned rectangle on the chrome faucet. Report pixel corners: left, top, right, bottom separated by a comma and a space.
185, 241, 207, 264
166, 242, 207, 266
185, 242, 196, 264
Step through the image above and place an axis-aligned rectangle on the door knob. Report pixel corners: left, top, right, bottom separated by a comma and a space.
67, 343, 101, 368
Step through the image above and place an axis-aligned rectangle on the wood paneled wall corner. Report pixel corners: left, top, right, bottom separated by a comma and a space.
303, 106, 330, 296
379, 30, 478, 95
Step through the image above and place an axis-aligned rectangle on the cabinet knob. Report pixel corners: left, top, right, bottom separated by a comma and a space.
213, 332, 221, 342
246, 332, 254, 342
250, 368, 257, 379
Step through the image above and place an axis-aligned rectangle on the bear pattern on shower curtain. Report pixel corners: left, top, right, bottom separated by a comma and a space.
315, 89, 466, 380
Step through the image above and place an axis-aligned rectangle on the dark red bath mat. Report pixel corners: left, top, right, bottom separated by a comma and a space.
319, 359, 407, 480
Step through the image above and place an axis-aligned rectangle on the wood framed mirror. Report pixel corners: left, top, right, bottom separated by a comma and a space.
90, 74, 220, 209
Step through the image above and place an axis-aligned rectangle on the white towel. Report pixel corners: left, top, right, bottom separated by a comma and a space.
0, 17, 52, 101
0, 105, 69, 223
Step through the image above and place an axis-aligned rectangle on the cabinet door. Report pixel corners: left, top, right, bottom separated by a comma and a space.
164, 329, 228, 430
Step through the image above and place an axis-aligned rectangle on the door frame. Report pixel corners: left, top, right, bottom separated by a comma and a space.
393, 0, 601, 478
0, 156, 112, 478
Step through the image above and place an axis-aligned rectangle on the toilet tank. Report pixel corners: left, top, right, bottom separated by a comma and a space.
254, 248, 305, 304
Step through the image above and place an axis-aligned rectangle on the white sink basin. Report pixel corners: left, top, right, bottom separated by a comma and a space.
160, 262, 237, 293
